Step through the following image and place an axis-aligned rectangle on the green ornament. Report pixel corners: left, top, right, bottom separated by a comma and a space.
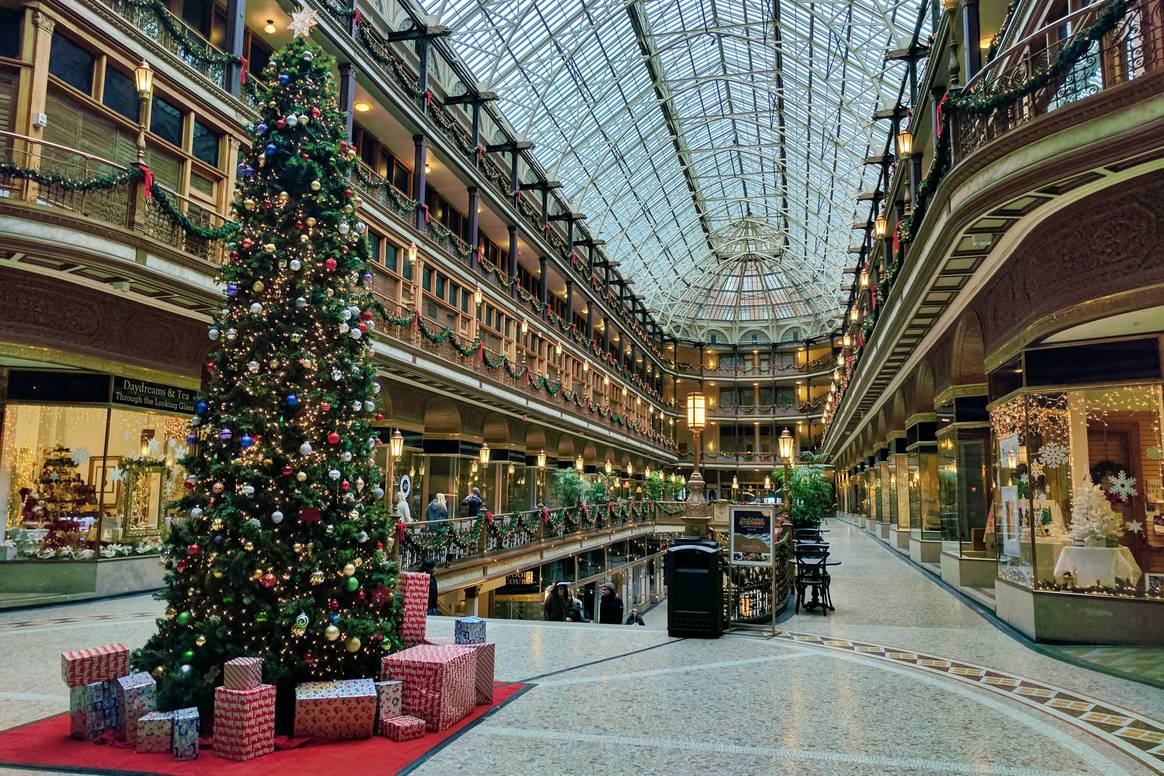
256, 611, 269, 624
181, 649, 195, 662
176, 611, 191, 626
345, 576, 359, 592
223, 593, 236, 605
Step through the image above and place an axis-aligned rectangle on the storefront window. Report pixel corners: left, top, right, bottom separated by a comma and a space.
990, 384, 1163, 598
908, 445, 940, 538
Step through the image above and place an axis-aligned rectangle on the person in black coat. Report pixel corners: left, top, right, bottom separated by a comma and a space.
420, 559, 439, 615
598, 581, 624, 624
543, 581, 570, 622
625, 608, 646, 626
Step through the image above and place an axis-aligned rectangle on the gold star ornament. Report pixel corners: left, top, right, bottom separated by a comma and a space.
287, 8, 319, 38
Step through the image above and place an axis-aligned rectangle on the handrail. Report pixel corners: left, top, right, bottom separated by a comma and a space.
962, 2, 1110, 93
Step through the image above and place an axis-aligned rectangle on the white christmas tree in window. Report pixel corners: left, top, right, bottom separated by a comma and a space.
1068, 476, 1125, 545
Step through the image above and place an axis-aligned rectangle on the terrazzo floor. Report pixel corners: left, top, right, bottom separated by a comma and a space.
0, 520, 1161, 775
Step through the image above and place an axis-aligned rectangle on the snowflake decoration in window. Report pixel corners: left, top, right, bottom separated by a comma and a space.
72, 447, 92, 466
1028, 460, 1044, 480
109, 467, 125, 483
1106, 470, 1137, 502
1036, 442, 1069, 468
1126, 519, 1143, 535
1019, 473, 1029, 485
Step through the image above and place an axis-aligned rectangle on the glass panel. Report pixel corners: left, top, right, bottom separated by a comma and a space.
102, 67, 138, 122
49, 34, 94, 95
0, 9, 20, 59
192, 119, 220, 167
150, 95, 183, 148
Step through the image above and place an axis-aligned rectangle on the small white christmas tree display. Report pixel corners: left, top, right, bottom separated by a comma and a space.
1067, 477, 1124, 545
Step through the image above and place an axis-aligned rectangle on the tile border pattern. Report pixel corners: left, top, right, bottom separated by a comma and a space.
776, 630, 1164, 774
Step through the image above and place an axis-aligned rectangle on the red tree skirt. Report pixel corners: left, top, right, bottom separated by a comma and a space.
0, 682, 527, 775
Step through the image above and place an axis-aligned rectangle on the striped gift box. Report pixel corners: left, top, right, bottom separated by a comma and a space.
222, 657, 263, 690
422, 640, 494, 705
60, 643, 130, 687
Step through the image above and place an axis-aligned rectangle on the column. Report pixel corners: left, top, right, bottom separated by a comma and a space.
566, 219, 575, 264
470, 101, 482, 161
338, 63, 358, 141
540, 188, 549, 232
565, 280, 574, 326
225, 0, 246, 97
930, 85, 947, 152
17, 10, 55, 201
507, 224, 518, 300
412, 134, 427, 233
538, 256, 548, 310
509, 149, 519, 206
604, 317, 611, 352
467, 186, 480, 270
586, 304, 594, 341
415, 36, 430, 104
962, 0, 982, 80
587, 243, 596, 276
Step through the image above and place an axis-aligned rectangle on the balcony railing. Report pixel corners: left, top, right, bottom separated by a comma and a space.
396, 499, 663, 569
97, 0, 231, 91
671, 353, 833, 378
952, 0, 1162, 161
0, 133, 230, 265
709, 403, 821, 418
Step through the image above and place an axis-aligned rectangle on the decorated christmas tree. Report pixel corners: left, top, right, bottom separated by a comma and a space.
135, 19, 404, 717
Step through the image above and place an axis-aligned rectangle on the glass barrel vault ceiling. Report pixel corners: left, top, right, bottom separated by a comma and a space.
423, 0, 921, 339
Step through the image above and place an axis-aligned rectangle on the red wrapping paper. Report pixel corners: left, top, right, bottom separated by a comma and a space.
293, 678, 377, 740
222, 657, 263, 690
381, 714, 426, 741
60, 644, 129, 688
380, 644, 475, 732
423, 638, 495, 704
400, 571, 430, 645
213, 684, 276, 761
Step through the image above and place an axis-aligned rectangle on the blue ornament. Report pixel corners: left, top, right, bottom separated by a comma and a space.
226, 282, 239, 297
219, 427, 233, 441
362, 272, 373, 283
278, 73, 289, 85
286, 393, 298, 408
195, 401, 208, 415
330, 614, 341, 625
213, 534, 224, 545
186, 434, 196, 445
240, 434, 253, 448
265, 143, 277, 156
256, 122, 268, 135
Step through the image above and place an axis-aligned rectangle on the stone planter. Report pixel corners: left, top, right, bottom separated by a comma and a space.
0, 555, 164, 598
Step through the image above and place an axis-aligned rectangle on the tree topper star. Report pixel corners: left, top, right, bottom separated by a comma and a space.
288, 9, 318, 38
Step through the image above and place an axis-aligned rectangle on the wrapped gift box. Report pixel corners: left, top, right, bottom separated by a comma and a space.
400, 571, 430, 645
135, 711, 173, 754
68, 681, 119, 740
375, 680, 403, 722
60, 643, 130, 687
454, 616, 486, 645
222, 657, 263, 690
114, 672, 156, 744
424, 636, 454, 646
381, 714, 425, 741
172, 707, 200, 760
293, 678, 376, 740
213, 684, 276, 761
459, 642, 495, 706
380, 644, 475, 732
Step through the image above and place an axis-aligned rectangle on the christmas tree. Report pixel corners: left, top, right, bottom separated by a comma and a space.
135, 20, 404, 717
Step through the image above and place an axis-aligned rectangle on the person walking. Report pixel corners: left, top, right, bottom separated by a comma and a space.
598, 581, 624, 624
394, 492, 412, 523
426, 493, 448, 522
419, 559, 439, 615
461, 487, 483, 517
625, 608, 646, 626
543, 581, 570, 622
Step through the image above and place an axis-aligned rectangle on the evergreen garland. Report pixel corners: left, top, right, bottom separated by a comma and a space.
116, 0, 242, 68
0, 162, 140, 190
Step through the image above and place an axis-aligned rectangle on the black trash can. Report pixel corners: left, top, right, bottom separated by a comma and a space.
666, 539, 724, 638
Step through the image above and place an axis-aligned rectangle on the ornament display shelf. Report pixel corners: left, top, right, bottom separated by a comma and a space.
0, 682, 527, 775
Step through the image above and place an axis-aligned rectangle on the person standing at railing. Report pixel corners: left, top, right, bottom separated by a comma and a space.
394, 492, 413, 523
426, 493, 449, 522
461, 487, 483, 518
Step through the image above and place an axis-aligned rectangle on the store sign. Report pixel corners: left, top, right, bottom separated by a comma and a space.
111, 377, 197, 415
729, 505, 775, 566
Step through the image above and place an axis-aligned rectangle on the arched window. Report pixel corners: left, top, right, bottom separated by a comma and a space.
781, 327, 804, 343
741, 329, 770, 345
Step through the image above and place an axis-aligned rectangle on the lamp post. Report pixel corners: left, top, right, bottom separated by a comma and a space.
683, 392, 710, 537
535, 448, 546, 507
387, 428, 404, 557
779, 428, 794, 526
134, 60, 154, 163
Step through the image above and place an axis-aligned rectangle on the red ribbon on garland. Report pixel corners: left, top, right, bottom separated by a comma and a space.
541, 507, 550, 524
353, 9, 361, 25
239, 57, 248, 86
422, 204, 430, 223
935, 93, 949, 137
139, 164, 154, 199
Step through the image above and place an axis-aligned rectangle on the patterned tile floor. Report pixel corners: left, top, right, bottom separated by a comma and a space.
0, 520, 1160, 775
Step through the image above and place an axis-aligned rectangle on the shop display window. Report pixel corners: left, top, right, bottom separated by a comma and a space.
990, 384, 1164, 598
1, 403, 186, 561
893, 455, 910, 529
938, 426, 991, 558
908, 446, 941, 538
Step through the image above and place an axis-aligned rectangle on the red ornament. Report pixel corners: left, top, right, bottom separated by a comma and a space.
187, 544, 201, 556
375, 413, 384, 421
311, 107, 321, 118
241, 238, 253, 249
296, 220, 305, 230
321, 402, 332, 412
344, 188, 354, 199
360, 310, 373, 321
324, 258, 338, 271
370, 586, 390, 605
328, 599, 339, 611
176, 560, 187, 573
261, 572, 277, 589
339, 141, 348, 153
305, 652, 315, 667
327, 432, 341, 445
282, 465, 293, 476
357, 323, 366, 333
341, 480, 350, 492
298, 506, 322, 524
184, 479, 195, 490
275, 119, 285, 129
357, 590, 365, 600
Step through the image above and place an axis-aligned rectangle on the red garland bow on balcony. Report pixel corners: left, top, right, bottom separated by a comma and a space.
396, 519, 406, 537
484, 510, 494, 525
424, 88, 433, 109
239, 57, 248, 86
541, 506, 550, 524
422, 203, 430, 223
935, 93, 949, 137
139, 164, 154, 199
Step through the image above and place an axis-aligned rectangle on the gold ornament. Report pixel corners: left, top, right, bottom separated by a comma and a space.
310, 180, 321, 191
252, 280, 265, 292
296, 471, 307, 482
292, 542, 303, 553
212, 569, 223, 578
342, 563, 356, 576
324, 624, 340, 641
251, 569, 263, 581
152, 666, 166, 678
195, 635, 207, 647
345, 637, 361, 653
243, 540, 254, 551
310, 570, 325, 585
306, 217, 317, 227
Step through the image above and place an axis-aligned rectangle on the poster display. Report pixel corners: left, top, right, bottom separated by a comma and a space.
729, 505, 775, 566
